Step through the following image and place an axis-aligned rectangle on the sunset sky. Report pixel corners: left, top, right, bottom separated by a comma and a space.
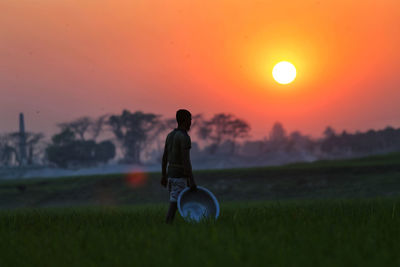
1, 0, 399, 140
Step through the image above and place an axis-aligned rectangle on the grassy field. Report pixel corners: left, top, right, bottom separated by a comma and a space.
0, 199, 399, 266
0, 152, 400, 208
0, 153, 399, 266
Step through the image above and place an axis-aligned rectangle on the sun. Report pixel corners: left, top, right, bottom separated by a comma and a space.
272, 61, 296, 84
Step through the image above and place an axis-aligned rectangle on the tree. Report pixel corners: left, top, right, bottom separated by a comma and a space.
108, 110, 161, 164
4, 132, 45, 166
226, 118, 251, 154
89, 114, 109, 141
197, 113, 250, 154
287, 131, 314, 153
94, 141, 116, 163
323, 126, 336, 139
46, 128, 115, 168
58, 117, 92, 141
52, 128, 75, 145
267, 122, 288, 151
46, 128, 77, 168
25, 132, 45, 164
58, 114, 111, 142
269, 122, 287, 143
0, 134, 16, 166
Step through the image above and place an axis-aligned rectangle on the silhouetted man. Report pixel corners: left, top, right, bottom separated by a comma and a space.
161, 109, 197, 223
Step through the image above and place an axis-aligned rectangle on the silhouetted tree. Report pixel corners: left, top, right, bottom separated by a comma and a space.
94, 140, 116, 163
0, 134, 16, 166
269, 122, 286, 143
25, 132, 45, 164
287, 131, 314, 153
267, 122, 288, 151
58, 117, 92, 141
58, 114, 111, 142
108, 110, 161, 164
197, 113, 250, 154
241, 140, 265, 157
89, 114, 109, 141
226, 118, 251, 154
4, 132, 45, 166
319, 125, 400, 157
46, 128, 115, 168
52, 128, 75, 145
323, 126, 336, 139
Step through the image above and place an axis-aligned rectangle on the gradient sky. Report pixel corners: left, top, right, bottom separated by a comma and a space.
1, 0, 399, 139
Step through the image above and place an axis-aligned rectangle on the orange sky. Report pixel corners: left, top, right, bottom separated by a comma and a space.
1, 0, 399, 139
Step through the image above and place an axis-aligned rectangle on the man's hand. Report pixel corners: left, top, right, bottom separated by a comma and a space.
161, 176, 167, 188
188, 177, 197, 192
190, 183, 197, 192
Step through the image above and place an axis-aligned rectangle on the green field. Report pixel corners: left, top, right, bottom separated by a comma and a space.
0, 200, 399, 266
0, 153, 400, 266
1, 152, 400, 208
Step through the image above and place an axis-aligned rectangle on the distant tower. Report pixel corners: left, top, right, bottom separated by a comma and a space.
19, 113, 27, 166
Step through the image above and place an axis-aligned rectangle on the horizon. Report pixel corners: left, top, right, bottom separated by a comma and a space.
1, 0, 399, 139
2, 110, 399, 142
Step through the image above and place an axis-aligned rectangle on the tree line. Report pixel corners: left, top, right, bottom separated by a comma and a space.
0, 110, 399, 168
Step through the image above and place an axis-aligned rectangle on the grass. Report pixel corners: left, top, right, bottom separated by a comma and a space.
0, 153, 400, 266
0, 152, 400, 208
0, 199, 399, 266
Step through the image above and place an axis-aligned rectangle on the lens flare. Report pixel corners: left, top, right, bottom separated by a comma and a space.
125, 168, 148, 188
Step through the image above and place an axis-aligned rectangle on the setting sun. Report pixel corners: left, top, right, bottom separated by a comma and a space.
272, 61, 297, 84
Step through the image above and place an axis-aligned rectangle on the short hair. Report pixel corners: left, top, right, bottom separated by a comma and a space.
176, 109, 191, 125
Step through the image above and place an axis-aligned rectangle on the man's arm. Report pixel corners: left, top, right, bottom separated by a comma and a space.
161, 141, 168, 187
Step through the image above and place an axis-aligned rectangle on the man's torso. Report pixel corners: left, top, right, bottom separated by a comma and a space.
166, 129, 191, 178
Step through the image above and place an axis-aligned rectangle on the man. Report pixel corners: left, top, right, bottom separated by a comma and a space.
161, 109, 197, 224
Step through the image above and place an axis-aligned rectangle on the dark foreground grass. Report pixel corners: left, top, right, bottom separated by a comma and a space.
0, 199, 399, 266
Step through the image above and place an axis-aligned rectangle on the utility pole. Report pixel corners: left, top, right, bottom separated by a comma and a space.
19, 113, 27, 166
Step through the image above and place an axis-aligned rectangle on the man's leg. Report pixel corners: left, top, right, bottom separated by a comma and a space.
166, 202, 177, 224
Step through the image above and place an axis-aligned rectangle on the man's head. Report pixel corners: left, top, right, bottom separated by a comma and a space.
176, 109, 192, 131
